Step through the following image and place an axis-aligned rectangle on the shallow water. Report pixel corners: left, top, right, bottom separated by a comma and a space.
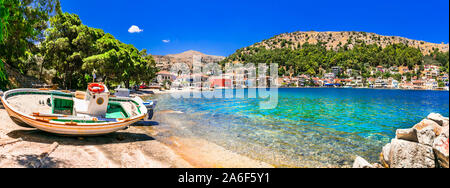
147, 88, 449, 167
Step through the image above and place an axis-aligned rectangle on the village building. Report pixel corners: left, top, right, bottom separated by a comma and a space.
425, 79, 439, 90
324, 73, 335, 80
389, 66, 398, 74
156, 71, 177, 84
387, 77, 399, 88
355, 76, 364, 87
400, 81, 414, 90
331, 66, 341, 76
376, 65, 385, 73
210, 77, 232, 89
412, 80, 425, 90
398, 66, 410, 75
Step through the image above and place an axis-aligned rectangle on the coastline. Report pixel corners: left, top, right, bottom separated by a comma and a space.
140, 87, 449, 95
0, 106, 273, 168
2, 87, 447, 168
146, 87, 448, 168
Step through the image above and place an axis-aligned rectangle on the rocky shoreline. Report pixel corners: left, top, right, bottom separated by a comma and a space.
353, 113, 449, 168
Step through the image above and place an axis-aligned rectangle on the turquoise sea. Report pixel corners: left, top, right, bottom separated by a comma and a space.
151, 88, 449, 167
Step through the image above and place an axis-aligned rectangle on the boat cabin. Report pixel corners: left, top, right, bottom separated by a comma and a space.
50, 83, 131, 119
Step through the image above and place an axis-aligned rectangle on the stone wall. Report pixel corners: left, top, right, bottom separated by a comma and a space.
4, 63, 45, 88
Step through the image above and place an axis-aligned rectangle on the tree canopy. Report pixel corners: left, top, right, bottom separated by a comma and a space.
222, 42, 430, 78
41, 11, 157, 89
1, 0, 157, 90
1, 0, 60, 90
0, 0, 59, 72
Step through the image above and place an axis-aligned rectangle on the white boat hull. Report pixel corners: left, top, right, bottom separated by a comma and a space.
1, 89, 148, 136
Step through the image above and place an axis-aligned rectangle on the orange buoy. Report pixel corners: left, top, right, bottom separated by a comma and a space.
88, 83, 105, 93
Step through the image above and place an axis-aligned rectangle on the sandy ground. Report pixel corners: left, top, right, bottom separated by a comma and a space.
0, 100, 273, 168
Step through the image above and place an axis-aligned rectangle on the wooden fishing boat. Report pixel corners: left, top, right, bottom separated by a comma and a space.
1, 83, 154, 136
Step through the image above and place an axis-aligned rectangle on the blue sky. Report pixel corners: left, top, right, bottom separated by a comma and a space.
60, 0, 449, 56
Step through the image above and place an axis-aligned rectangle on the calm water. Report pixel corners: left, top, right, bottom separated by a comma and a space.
151, 88, 449, 167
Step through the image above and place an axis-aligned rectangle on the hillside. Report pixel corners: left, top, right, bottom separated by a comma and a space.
246, 31, 448, 56
222, 31, 449, 77
153, 50, 225, 71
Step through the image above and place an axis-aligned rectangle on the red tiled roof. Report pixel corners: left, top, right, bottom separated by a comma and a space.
157, 71, 172, 75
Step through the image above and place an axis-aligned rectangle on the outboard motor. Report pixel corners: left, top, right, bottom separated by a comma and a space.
114, 87, 130, 97
143, 100, 157, 121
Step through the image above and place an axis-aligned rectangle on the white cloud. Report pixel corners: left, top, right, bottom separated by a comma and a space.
162, 39, 170, 43
128, 25, 143, 33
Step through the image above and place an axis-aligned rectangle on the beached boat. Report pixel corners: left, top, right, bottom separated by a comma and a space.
1, 83, 154, 136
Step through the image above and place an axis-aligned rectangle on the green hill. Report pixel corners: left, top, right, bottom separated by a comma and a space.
222, 31, 449, 77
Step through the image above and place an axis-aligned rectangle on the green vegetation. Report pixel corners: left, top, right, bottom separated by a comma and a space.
0, 59, 6, 90
426, 48, 450, 74
0, 0, 12, 90
222, 41, 447, 78
0, 0, 157, 90
0, 0, 58, 73
0, 0, 8, 42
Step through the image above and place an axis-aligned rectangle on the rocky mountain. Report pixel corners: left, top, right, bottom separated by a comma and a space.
153, 50, 225, 71
240, 31, 449, 56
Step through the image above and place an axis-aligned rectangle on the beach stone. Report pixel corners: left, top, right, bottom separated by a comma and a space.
380, 143, 391, 168
352, 156, 374, 168
389, 139, 435, 168
427, 113, 449, 127
372, 163, 384, 168
396, 128, 418, 142
413, 119, 442, 146
441, 126, 449, 138
433, 136, 449, 168
416, 126, 437, 146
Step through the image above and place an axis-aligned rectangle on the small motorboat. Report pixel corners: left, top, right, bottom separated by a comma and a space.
1, 83, 155, 136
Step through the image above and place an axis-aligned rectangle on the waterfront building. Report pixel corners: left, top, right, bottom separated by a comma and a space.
157, 71, 177, 84
210, 78, 232, 88
324, 73, 335, 80
387, 77, 399, 88
412, 80, 425, 90
355, 76, 364, 87
401, 81, 414, 89
374, 78, 387, 88
367, 78, 376, 88
425, 79, 439, 90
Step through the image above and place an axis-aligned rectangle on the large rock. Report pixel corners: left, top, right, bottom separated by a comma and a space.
416, 126, 437, 146
353, 156, 374, 168
414, 119, 443, 135
427, 113, 449, 127
380, 143, 391, 168
441, 126, 449, 138
433, 136, 449, 168
396, 128, 418, 142
413, 119, 442, 146
372, 163, 384, 168
389, 139, 435, 168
